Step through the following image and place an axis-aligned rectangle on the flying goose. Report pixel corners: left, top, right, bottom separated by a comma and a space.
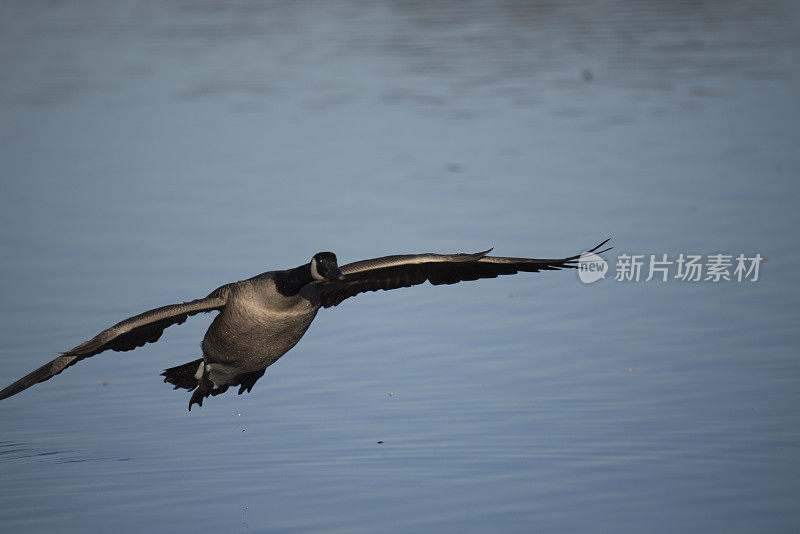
0, 240, 611, 409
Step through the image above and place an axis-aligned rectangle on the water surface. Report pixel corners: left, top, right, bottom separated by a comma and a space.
1, 1, 799, 532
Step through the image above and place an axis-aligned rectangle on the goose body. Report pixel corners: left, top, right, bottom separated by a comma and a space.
198, 274, 320, 393
0, 240, 610, 409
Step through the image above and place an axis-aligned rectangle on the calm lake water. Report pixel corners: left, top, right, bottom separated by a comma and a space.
1, 1, 799, 532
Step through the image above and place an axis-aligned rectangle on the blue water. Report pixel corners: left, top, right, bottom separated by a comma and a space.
1, 1, 799, 532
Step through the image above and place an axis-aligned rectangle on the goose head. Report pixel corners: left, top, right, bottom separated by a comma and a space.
310, 252, 344, 281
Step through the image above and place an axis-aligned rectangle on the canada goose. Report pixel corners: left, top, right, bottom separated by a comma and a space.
0, 240, 611, 409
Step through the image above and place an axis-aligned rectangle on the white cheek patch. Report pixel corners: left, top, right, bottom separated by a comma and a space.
310, 258, 324, 280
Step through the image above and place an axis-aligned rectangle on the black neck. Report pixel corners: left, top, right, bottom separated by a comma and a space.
274, 263, 314, 296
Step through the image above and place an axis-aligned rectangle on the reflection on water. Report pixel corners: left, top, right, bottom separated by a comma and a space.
0, 1, 799, 533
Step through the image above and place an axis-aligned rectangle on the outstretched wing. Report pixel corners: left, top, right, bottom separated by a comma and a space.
0, 283, 233, 400
317, 240, 611, 308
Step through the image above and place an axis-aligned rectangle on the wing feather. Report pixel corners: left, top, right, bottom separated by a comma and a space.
318, 240, 611, 308
0, 283, 232, 400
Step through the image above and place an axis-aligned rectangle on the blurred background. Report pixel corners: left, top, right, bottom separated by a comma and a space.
1, 1, 798, 532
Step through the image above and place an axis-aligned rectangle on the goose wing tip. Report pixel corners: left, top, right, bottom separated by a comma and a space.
588, 238, 613, 254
